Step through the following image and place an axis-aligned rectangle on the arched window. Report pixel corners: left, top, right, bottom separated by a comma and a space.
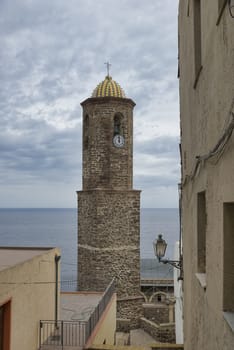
84, 114, 89, 148
114, 113, 123, 135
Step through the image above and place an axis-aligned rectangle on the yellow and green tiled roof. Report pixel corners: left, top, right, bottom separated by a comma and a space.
92, 76, 126, 98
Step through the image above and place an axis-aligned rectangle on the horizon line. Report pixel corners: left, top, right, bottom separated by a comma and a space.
0, 207, 179, 210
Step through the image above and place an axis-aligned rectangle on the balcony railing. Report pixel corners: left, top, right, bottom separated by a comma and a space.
39, 320, 86, 348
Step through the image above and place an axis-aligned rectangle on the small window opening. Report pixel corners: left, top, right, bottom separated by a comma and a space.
223, 203, 234, 312
197, 191, 206, 273
193, 0, 202, 87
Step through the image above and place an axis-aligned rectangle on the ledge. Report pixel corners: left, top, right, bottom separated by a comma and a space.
223, 312, 234, 332
195, 273, 206, 290
77, 189, 141, 194
150, 344, 184, 350
140, 317, 175, 328
81, 96, 136, 107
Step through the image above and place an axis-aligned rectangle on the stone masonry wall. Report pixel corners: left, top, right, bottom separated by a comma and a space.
144, 303, 170, 324
117, 295, 144, 329
140, 317, 176, 344
78, 96, 141, 330
81, 97, 135, 191
77, 189, 141, 297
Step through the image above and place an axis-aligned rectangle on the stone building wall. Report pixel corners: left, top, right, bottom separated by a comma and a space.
77, 189, 140, 296
117, 295, 144, 329
78, 91, 141, 329
144, 304, 170, 324
81, 97, 135, 191
140, 317, 175, 343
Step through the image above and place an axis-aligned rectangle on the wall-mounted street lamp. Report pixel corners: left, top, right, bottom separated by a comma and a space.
153, 234, 183, 279
228, 0, 234, 18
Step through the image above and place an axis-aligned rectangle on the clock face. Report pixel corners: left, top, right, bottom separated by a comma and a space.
113, 134, 125, 148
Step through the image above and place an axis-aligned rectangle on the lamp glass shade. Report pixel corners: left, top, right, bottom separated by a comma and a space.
153, 234, 167, 259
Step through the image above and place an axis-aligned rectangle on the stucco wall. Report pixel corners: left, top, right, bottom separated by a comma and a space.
0, 248, 60, 350
87, 293, 117, 347
173, 242, 183, 344
179, 1, 234, 349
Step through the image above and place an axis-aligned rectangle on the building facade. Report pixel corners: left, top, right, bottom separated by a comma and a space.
179, 1, 234, 349
77, 75, 142, 325
0, 247, 60, 350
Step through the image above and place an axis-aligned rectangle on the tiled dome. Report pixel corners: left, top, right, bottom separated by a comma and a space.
92, 76, 126, 98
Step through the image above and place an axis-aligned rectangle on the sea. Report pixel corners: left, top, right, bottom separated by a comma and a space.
0, 208, 179, 285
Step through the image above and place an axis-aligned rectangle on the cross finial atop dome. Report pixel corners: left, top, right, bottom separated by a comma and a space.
104, 61, 111, 77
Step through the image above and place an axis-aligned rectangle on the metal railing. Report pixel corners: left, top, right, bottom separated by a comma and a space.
39, 278, 115, 349
85, 278, 115, 341
39, 320, 86, 348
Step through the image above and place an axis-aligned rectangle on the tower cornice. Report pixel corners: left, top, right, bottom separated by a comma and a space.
81, 96, 136, 108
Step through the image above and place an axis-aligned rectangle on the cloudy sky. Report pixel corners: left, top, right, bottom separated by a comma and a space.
0, 0, 180, 208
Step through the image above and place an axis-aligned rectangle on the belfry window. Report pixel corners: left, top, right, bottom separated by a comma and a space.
114, 113, 122, 135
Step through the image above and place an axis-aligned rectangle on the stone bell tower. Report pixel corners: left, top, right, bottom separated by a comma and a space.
77, 72, 141, 319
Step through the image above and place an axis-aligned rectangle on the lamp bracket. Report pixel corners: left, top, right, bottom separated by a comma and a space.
159, 257, 182, 270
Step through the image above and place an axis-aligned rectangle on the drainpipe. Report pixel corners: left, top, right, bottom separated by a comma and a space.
55, 254, 61, 327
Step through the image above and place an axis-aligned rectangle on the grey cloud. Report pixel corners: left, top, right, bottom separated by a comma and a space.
135, 136, 180, 158
0, 0, 179, 207
0, 120, 82, 185
134, 173, 180, 189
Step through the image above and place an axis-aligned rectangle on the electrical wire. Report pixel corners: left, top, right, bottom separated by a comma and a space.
182, 109, 234, 188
